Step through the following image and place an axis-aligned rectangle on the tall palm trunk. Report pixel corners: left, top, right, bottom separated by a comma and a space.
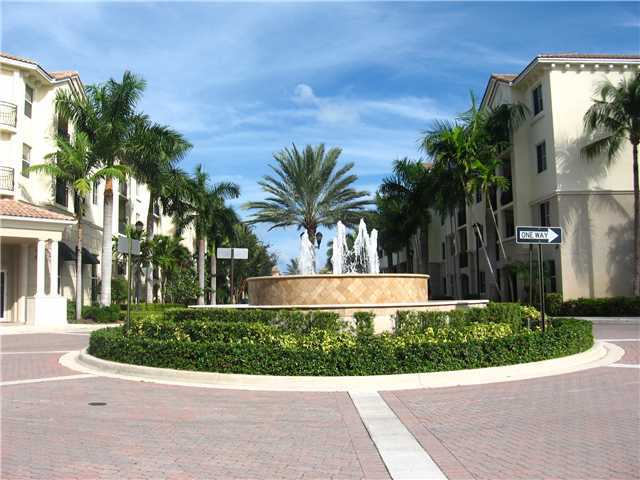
633, 143, 640, 296
75, 218, 83, 321
210, 242, 217, 305
197, 238, 205, 305
486, 192, 507, 261
100, 177, 114, 306
145, 195, 156, 303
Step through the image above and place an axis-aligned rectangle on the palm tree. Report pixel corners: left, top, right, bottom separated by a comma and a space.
583, 73, 640, 294
147, 234, 192, 303
28, 132, 126, 320
126, 117, 192, 303
378, 159, 432, 273
245, 144, 371, 245
205, 198, 239, 304
56, 71, 146, 306
285, 258, 300, 275
177, 165, 240, 305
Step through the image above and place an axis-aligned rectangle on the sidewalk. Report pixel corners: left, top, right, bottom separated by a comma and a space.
0, 323, 118, 335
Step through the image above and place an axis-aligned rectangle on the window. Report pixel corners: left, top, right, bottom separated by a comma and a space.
504, 209, 515, 238
536, 141, 547, 173
539, 201, 551, 227
457, 204, 466, 227
24, 85, 33, 118
440, 214, 445, 226
153, 201, 160, 216
92, 181, 99, 205
441, 242, 445, 260
479, 271, 486, 293
532, 84, 543, 116
55, 178, 68, 206
21, 144, 31, 177
119, 179, 128, 198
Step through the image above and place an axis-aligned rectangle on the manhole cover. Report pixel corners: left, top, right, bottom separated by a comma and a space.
88, 402, 107, 406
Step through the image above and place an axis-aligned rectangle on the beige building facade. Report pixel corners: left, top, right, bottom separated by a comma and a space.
381, 53, 640, 301
0, 52, 195, 325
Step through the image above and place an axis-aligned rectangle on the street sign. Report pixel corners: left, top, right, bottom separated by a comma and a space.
217, 247, 232, 259
233, 248, 249, 260
117, 237, 140, 255
516, 226, 562, 245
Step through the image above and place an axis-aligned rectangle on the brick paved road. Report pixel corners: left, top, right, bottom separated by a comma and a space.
1, 324, 638, 479
383, 324, 640, 480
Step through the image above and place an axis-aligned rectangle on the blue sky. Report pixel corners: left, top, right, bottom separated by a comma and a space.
2, 1, 638, 268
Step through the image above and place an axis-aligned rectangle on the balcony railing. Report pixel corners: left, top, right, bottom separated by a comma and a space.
0, 101, 17, 128
0, 166, 15, 191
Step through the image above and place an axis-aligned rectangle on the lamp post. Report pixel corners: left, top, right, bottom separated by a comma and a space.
126, 221, 144, 328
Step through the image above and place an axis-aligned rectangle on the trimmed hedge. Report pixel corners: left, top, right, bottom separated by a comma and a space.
82, 305, 121, 323
89, 317, 593, 376
163, 308, 347, 335
546, 293, 640, 317
394, 302, 523, 335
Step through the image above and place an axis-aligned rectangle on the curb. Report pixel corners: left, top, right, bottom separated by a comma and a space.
59, 341, 624, 392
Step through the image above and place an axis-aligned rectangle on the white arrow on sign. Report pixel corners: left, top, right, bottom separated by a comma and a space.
546, 228, 559, 243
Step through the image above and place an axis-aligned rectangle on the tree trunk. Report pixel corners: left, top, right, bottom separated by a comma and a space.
197, 238, 205, 305
145, 195, 155, 303
449, 214, 459, 298
75, 218, 83, 321
633, 143, 640, 296
210, 242, 217, 305
100, 177, 114, 306
487, 192, 507, 261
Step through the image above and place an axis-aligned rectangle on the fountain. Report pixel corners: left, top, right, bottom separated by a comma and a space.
217, 218, 487, 331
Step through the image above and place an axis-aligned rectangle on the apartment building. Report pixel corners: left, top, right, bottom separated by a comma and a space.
381, 53, 640, 301
0, 53, 194, 325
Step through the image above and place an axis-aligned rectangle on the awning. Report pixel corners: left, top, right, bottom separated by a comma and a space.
58, 243, 100, 265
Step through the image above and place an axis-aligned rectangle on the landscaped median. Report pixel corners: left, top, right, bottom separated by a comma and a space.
87, 304, 595, 377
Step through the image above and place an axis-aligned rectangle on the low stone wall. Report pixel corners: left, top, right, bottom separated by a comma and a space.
247, 274, 430, 306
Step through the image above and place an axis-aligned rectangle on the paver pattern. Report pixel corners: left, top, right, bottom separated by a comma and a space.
383, 325, 640, 480
1, 323, 638, 479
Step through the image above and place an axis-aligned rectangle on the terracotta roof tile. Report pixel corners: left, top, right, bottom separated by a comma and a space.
491, 74, 517, 83
0, 52, 37, 65
537, 52, 640, 60
0, 199, 75, 222
50, 70, 79, 80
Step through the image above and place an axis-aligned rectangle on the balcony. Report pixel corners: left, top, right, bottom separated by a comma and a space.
0, 101, 17, 132
0, 166, 15, 194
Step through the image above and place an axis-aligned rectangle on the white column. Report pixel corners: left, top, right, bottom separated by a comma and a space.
49, 240, 58, 296
19, 244, 28, 322
36, 239, 45, 296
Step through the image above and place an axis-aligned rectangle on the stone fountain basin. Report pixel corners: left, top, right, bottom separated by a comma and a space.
247, 273, 430, 306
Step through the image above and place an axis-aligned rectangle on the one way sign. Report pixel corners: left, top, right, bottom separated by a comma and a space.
516, 226, 562, 245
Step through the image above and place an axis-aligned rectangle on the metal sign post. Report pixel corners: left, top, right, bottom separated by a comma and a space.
217, 247, 248, 304
516, 226, 563, 332
117, 236, 141, 328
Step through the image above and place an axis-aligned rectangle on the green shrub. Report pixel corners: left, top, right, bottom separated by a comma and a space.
545, 293, 563, 316
110, 277, 128, 304
394, 303, 523, 335
545, 294, 640, 316
163, 308, 346, 334
82, 304, 121, 323
352, 312, 375, 337
89, 318, 592, 376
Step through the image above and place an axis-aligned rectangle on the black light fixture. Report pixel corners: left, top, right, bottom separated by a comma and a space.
316, 231, 323, 248
135, 221, 144, 233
